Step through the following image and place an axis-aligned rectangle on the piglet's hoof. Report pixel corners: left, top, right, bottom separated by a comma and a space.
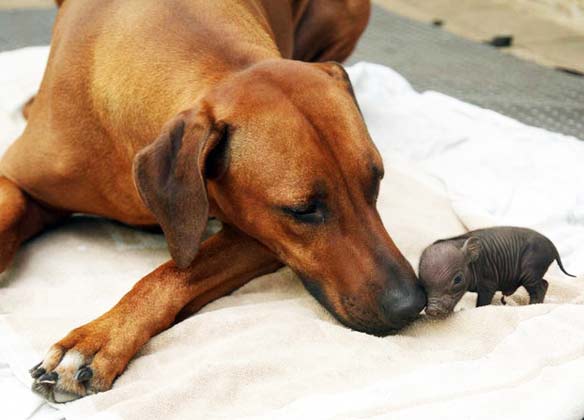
501, 296, 507, 305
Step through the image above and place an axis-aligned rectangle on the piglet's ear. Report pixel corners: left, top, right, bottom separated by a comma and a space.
461, 237, 481, 263
133, 107, 228, 269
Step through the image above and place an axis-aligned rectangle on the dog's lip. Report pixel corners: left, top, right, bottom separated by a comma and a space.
348, 320, 403, 336
325, 308, 404, 336
296, 272, 417, 335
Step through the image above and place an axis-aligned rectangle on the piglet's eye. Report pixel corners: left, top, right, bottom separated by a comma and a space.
453, 275, 463, 285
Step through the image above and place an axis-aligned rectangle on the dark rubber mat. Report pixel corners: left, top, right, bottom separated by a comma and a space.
1, 5, 582, 139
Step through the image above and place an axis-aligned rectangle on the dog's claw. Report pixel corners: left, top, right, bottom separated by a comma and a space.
30, 362, 46, 379
75, 366, 93, 382
31, 367, 46, 379
38, 372, 59, 384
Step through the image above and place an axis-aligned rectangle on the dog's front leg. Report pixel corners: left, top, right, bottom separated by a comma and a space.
30, 225, 281, 402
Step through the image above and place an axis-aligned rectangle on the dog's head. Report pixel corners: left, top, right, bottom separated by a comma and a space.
134, 60, 425, 335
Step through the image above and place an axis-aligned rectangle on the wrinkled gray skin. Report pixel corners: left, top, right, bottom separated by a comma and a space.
419, 227, 575, 318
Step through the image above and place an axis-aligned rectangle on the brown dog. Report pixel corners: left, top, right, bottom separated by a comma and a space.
1, 0, 426, 401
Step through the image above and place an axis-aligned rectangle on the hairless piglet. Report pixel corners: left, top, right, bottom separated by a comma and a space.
418, 226, 576, 318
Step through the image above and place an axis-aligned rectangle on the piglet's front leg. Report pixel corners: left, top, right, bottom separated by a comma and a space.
30, 226, 281, 402
476, 288, 496, 307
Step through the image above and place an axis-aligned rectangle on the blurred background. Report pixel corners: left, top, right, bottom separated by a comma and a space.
1, 0, 583, 138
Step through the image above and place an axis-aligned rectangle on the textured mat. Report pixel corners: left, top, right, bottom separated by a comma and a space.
348, 7, 584, 139
0, 9, 54, 51
0, 5, 583, 139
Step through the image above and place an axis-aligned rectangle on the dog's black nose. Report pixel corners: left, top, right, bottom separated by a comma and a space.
379, 283, 426, 329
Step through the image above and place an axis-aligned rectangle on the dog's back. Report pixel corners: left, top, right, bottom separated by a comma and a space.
1, 0, 287, 224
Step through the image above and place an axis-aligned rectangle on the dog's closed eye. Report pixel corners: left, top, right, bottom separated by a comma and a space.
281, 201, 326, 224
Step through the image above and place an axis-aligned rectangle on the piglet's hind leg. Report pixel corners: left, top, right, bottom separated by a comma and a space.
525, 279, 549, 304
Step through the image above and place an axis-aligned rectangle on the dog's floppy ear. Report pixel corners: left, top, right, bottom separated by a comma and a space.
133, 107, 229, 269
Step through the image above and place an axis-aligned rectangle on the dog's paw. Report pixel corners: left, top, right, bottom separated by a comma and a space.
30, 320, 133, 402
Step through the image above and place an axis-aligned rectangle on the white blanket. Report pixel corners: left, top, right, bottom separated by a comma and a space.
1, 47, 583, 420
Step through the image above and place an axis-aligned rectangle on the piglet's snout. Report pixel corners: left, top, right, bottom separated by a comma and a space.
425, 296, 453, 319
378, 281, 426, 328
425, 306, 450, 319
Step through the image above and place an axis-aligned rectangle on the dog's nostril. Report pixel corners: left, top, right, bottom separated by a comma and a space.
380, 284, 427, 326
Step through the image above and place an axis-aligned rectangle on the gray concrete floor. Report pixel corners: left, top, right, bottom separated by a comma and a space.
1, 5, 583, 139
